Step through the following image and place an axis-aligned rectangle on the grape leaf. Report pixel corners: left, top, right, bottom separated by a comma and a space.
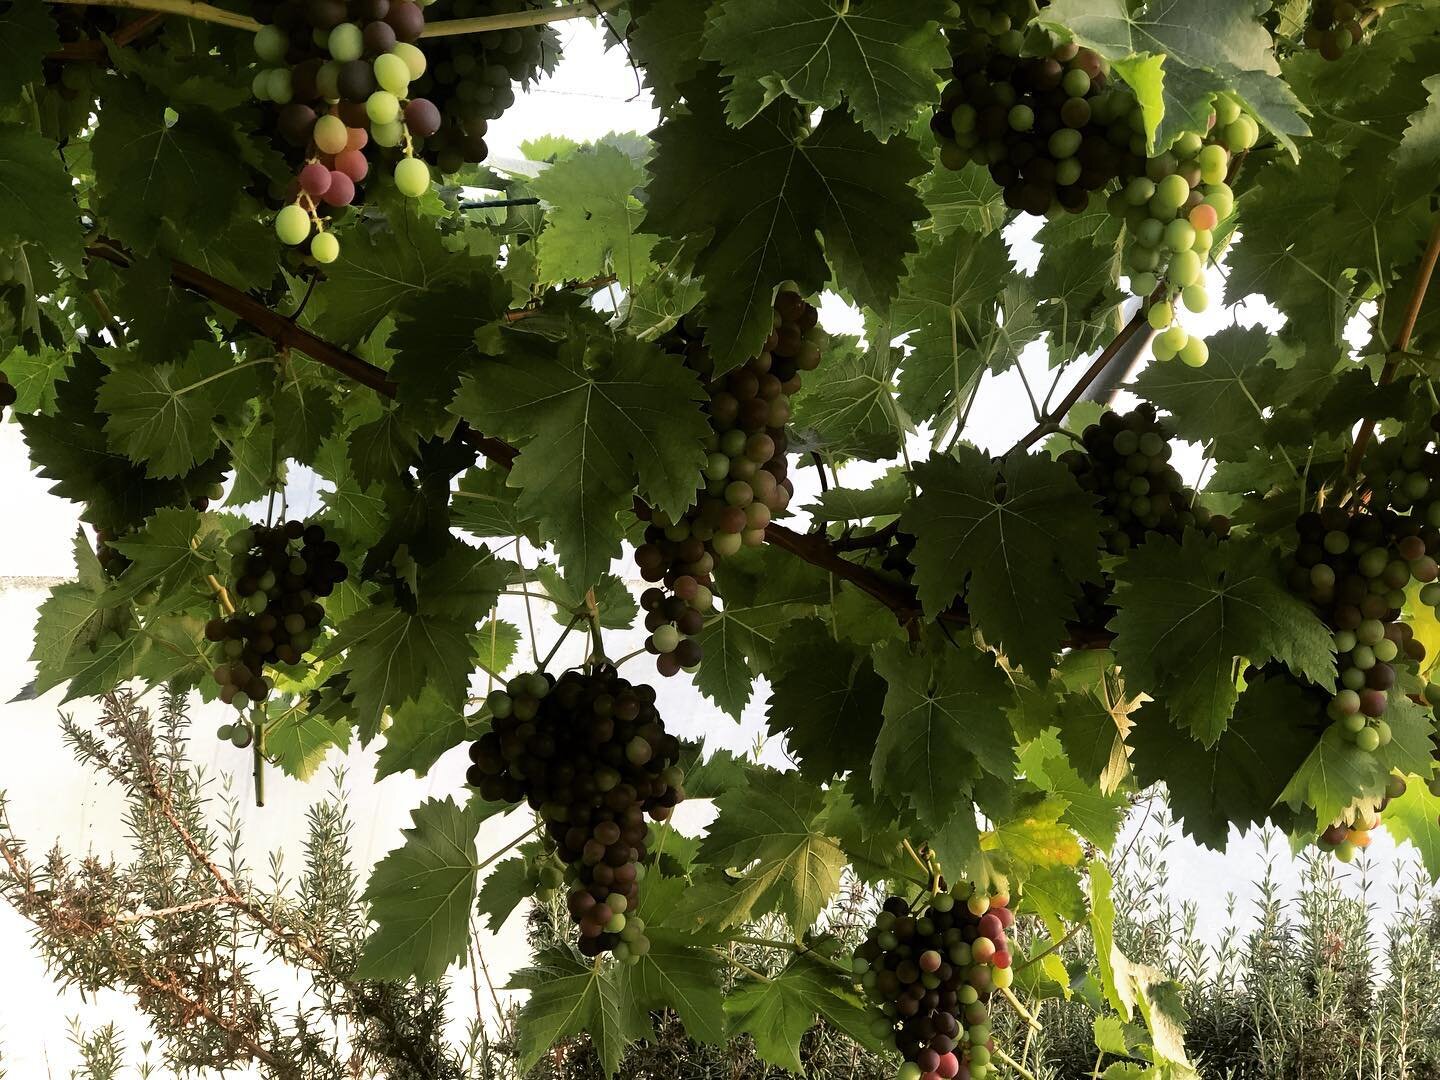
1036, 0, 1307, 155
903, 447, 1105, 677
473, 618, 521, 680
918, 161, 1007, 238
473, 855, 537, 933
627, 0, 707, 112
701, 0, 951, 139
0, 343, 70, 415
1383, 775, 1440, 879
1393, 74, 1440, 208
683, 768, 845, 934
693, 545, 829, 717
451, 325, 710, 586
765, 617, 887, 783
320, 604, 476, 743
893, 227, 1031, 431
1111, 533, 1335, 744
452, 463, 539, 543
870, 636, 1014, 830
509, 947, 649, 1078
790, 336, 911, 461
724, 954, 885, 1072
98, 344, 261, 478
1129, 326, 1281, 461
619, 928, 726, 1045
107, 507, 223, 609
347, 407, 419, 491
804, 467, 909, 521
1279, 694, 1435, 826
0, 126, 83, 272
534, 564, 638, 630
356, 797, 486, 982
29, 532, 137, 700
375, 686, 475, 781
1018, 732, 1128, 850
530, 144, 656, 288
1127, 678, 1315, 850
265, 702, 351, 781
90, 79, 249, 253
0, 4, 58, 106
644, 88, 928, 372
980, 795, 1083, 876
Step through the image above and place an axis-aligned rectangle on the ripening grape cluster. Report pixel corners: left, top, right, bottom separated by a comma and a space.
1318, 773, 1406, 862
404, 0, 555, 174
852, 887, 1015, 1080
1287, 505, 1435, 754
251, 0, 438, 264
1305, 0, 1372, 60
205, 520, 349, 713
465, 667, 684, 961
1059, 406, 1230, 554
633, 290, 824, 677
933, 9, 1144, 217
1108, 93, 1259, 367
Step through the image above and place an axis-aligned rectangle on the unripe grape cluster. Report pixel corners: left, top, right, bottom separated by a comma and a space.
1288, 505, 1435, 754
633, 289, 824, 677
465, 667, 685, 960
853, 887, 1016, 1080
1318, 773, 1406, 862
933, 19, 1144, 217
1305, 0, 1372, 60
403, 0, 555, 174
205, 520, 349, 713
251, 0, 437, 263
1058, 405, 1230, 554
1108, 92, 1258, 368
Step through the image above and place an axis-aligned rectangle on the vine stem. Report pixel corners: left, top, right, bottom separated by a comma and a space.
204, 573, 236, 616
994, 1047, 1039, 1080
1010, 308, 1154, 454
999, 985, 1042, 1032
478, 823, 541, 873
727, 935, 852, 975
1346, 215, 1440, 474
48, 0, 622, 36
539, 615, 581, 671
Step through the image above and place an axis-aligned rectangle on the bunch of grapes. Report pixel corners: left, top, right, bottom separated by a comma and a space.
1318, 774, 1406, 862
633, 289, 824, 677
1058, 405, 1230, 555
1287, 505, 1435, 753
1107, 93, 1258, 367
0, 369, 14, 412
1362, 414, 1440, 513
250, 0, 438, 263
404, 0, 555, 175
852, 886, 1015, 1080
1304, 0, 1373, 59
465, 666, 685, 961
932, 3, 1145, 217
205, 520, 349, 713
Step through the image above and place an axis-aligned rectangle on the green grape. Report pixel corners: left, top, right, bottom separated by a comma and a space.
1375, 720, 1392, 746
1355, 726, 1381, 752
275, 204, 311, 246
371, 119, 404, 147
1056, 158, 1082, 186
1062, 68, 1091, 97
1155, 173, 1190, 211
1181, 284, 1209, 313
254, 25, 288, 63
374, 53, 411, 96
652, 624, 680, 653
1193, 229, 1214, 253
316, 61, 341, 101
1147, 301, 1174, 330
265, 67, 292, 104
251, 70, 272, 100
1224, 115, 1260, 151
1203, 183, 1235, 219
1136, 217, 1165, 247
313, 114, 348, 155
1152, 332, 1179, 362
1048, 127, 1082, 159
310, 231, 340, 264
1173, 132, 1204, 158
1164, 219, 1196, 252
328, 22, 364, 62
1214, 94, 1242, 127
217, 723, 234, 740
1198, 143, 1229, 184
1007, 104, 1034, 131
1179, 335, 1209, 367
366, 90, 400, 125
1130, 271, 1159, 295
1168, 249, 1202, 287
1126, 177, 1156, 206
394, 156, 431, 197
393, 41, 427, 80
1159, 325, 1189, 354
1129, 245, 1160, 272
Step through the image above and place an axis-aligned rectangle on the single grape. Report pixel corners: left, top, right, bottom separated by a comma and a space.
310, 231, 340, 264
394, 156, 431, 197
328, 22, 364, 62
275, 203, 311, 246
313, 114, 348, 155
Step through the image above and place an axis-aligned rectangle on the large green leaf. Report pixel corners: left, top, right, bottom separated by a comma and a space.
1383, 774, 1440, 879
1111, 533, 1334, 744
0, 4, 58, 106
701, 0, 951, 139
0, 126, 83, 271
724, 954, 884, 1072
870, 636, 1013, 830
904, 447, 1105, 677
644, 88, 928, 371
451, 324, 710, 585
356, 797, 486, 982
509, 947, 650, 1078
530, 144, 656, 287
790, 335, 911, 461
